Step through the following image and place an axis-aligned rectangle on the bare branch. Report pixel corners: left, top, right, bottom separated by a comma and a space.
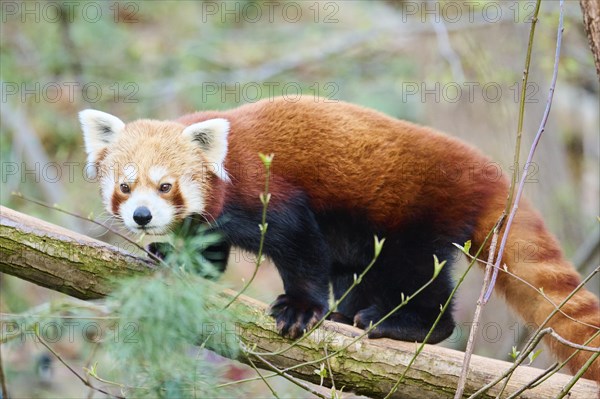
580, 0, 600, 77
485, 0, 565, 302
35, 329, 124, 399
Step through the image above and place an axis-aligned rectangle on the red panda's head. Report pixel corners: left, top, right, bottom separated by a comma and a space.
79, 110, 229, 235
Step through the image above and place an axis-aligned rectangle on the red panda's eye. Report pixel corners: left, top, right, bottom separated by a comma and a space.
120, 183, 131, 194
159, 183, 172, 193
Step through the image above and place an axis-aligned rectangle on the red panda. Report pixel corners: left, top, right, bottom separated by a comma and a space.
80, 96, 599, 381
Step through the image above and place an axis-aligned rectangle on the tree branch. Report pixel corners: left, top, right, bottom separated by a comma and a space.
0, 206, 597, 398
580, 0, 600, 78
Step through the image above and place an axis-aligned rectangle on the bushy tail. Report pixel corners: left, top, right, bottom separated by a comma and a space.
473, 197, 600, 382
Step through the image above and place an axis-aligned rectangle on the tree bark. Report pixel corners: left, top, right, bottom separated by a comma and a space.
0, 206, 597, 398
581, 0, 600, 78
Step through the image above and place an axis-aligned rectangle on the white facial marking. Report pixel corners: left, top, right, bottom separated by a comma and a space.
179, 174, 204, 215
149, 165, 168, 185
101, 174, 114, 209
119, 189, 175, 235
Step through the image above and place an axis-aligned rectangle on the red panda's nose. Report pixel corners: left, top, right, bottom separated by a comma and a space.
133, 206, 152, 226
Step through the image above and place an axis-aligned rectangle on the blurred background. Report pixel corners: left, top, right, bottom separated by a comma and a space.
1, 1, 598, 397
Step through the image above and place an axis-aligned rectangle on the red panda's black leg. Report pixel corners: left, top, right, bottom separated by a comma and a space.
347, 225, 459, 344
218, 195, 332, 339
322, 217, 462, 344
329, 271, 369, 324
330, 265, 456, 343
264, 211, 332, 338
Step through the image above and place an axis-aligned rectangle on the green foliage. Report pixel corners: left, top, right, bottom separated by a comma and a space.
432, 254, 447, 279
105, 229, 239, 398
528, 348, 543, 365
314, 363, 327, 386
165, 219, 230, 278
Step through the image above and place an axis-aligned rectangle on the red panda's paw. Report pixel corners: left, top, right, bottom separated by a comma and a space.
328, 312, 353, 325
147, 242, 175, 261
268, 294, 326, 339
353, 305, 383, 335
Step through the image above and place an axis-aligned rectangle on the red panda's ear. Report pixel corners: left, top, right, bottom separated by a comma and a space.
79, 110, 125, 177
182, 118, 230, 181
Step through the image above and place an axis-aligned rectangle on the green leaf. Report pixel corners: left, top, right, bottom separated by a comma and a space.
433, 255, 447, 278
452, 240, 472, 255
88, 362, 98, 376
258, 223, 268, 233
509, 346, 520, 360
463, 240, 471, 254
314, 363, 327, 386
259, 192, 271, 205
374, 236, 386, 257
528, 349, 543, 364
258, 152, 274, 167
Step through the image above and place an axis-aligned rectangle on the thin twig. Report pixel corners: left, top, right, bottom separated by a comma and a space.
384, 231, 495, 399
216, 372, 278, 389
244, 352, 281, 399
35, 328, 125, 399
482, 267, 597, 398
505, 331, 600, 399
547, 328, 600, 352
250, 236, 384, 357
461, 252, 600, 330
324, 345, 337, 396
526, 330, 600, 390
498, 0, 542, 231
454, 229, 500, 398
228, 266, 450, 396
467, 264, 598, 398
485, 0, 564, 302
475, 0, 545, 308
83, 367, 137, 391
498, 325, 600, 397
242, 343, 328, 399
555, 351, 600, 399
504, 362, 560, 399
223, 153, 273, 309
84, 343, 101, 399
246, 258, 444, 375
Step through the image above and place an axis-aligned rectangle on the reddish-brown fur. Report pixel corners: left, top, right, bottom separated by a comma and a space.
175, 97, 599, 380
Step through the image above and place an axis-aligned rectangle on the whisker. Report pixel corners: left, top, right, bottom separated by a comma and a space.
201, 211, 218, 226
